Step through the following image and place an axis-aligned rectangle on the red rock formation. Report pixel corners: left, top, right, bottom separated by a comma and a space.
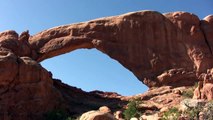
0, 50, 61, 120
53, 79, 126, 116
165, 12, 213, 74
0, 31, 125, 119
193, 68, 213, 101
29, 11, 213, 87
201, 15, 213, 55
0, 30, 31, 57
0, 10, 213, 119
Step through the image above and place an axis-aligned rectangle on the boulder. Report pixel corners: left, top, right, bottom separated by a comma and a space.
114, 111, 124, 120
99, 106, 111, 113
80, 106, 115, 120
130, 117, 138, 120
80, 111, 115, 120
141, 113, 160, 120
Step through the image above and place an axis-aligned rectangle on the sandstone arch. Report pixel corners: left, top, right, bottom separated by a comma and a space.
41, 48, 148, 95
1, 11, 213, 88
1, 10, 213, 119
28, 11, 213, 87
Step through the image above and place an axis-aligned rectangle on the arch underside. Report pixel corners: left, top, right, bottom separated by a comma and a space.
2, 10, 213, 87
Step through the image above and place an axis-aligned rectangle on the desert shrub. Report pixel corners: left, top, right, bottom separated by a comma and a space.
185, 107, 201, 120
194, 82, 198, 88
203, 101, 213, 120
183, 102, 203, 120
44, 109, 74, 120
183, 100, 213, 120
162, 107, 180, 120
182, 82, 198, 99
182, 88, 194, 98
123, 99, 141, 120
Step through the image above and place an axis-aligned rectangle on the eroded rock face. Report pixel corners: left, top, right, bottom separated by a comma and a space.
0, 10, 213, 119
165, 12, 213, 74
201, 15, 213, 56
0, 31, 124, 119
0, 30, 31, 57
53, 79, 126, 117
193, 68, 213, 101
0, 51, 61, 120
27, 11, 213, 87
1, 11, 212, 88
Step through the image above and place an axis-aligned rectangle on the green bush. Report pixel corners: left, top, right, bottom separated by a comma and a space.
183, 100, 213, 120
185, 107, 201, 120
123, 99, 141, 120
203, 101, 213, 120
183, 102, 203, 120
162, 107, 180, 120
182, 88, 194, 98
44, 109, 74, 120
182, 82, 198, 99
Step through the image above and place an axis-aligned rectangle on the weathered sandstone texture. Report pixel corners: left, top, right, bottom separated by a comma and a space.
0, 47, 61, 119
28, 11, 213, 87
0, 31, 125, 119
0, 10, 213, 119
193, 68, 213, 101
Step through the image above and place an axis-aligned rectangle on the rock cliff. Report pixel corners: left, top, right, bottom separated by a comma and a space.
0, 10, 213, 119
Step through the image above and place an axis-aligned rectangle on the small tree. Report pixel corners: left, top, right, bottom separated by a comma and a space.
123, 99, 141, 120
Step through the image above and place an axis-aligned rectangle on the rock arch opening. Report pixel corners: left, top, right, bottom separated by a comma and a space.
29, 10, 212, 88
41, 49, 148, 96
1, 10, 213, 120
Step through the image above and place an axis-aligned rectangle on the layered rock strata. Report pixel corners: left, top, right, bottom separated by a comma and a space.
0, 11, 213, 119
28, 11, 213, 87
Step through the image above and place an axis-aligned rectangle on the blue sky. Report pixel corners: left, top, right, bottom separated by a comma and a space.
0, 0, 213, 95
